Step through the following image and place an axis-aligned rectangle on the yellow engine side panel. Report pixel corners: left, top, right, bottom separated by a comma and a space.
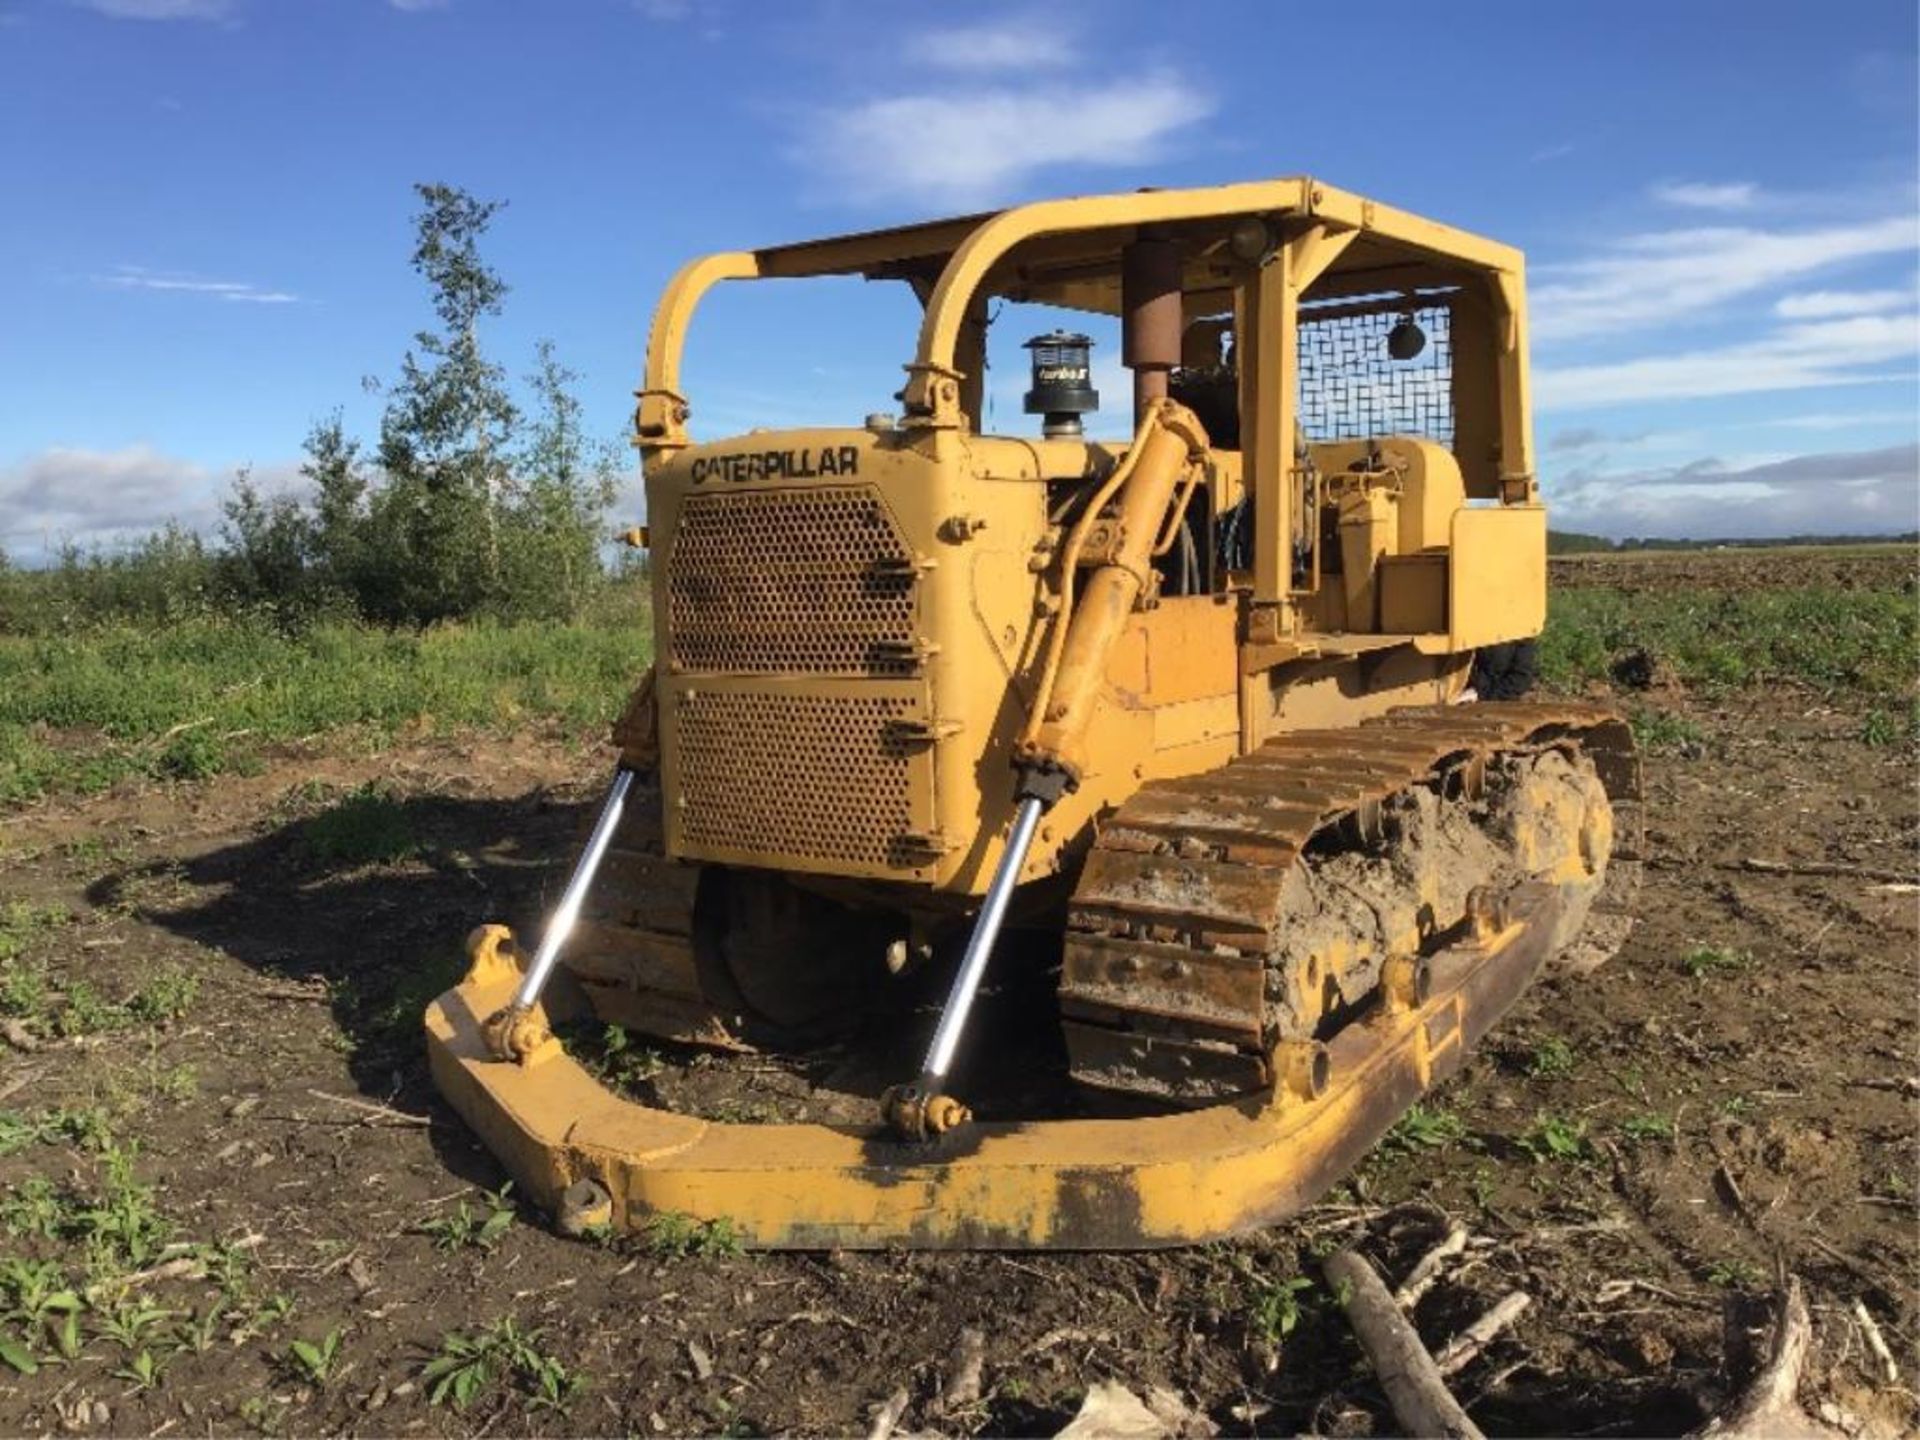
1442, 504, 1546, 651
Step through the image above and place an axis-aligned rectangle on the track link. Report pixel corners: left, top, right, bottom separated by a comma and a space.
1059, 702, 1643, 1100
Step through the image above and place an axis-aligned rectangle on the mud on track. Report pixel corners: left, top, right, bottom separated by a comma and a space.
0, 550, 1915, 1437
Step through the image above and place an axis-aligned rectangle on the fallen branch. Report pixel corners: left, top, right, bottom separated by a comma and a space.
1731, 858, 1913, 885
1434, 1293, 1531, 1377
1692, 1276, 1842, 1438
866, 1387, 910, 1440
306, 1090, 432, 1127
940, 1326, 986, 1413
1847, 1076, 1920, 1099
1394, 1224, 1469, 1309
1851, 1299, 1899, 1385
1324, 1248, 1483, 1440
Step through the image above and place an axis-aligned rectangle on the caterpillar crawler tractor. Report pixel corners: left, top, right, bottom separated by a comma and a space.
427, 176, 1642, 1249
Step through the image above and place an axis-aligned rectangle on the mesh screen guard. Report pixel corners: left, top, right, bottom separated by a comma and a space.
1296, 300, 1455, 446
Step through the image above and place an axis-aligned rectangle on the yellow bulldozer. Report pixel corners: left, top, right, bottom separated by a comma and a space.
427, 175, 1641, 1249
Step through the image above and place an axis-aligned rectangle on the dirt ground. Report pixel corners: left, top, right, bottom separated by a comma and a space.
1, 549, 1915, 1438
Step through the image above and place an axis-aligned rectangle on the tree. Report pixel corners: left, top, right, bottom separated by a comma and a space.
214, 181, 617, 629
500, 341, 621, 620
373, 183, 518, 622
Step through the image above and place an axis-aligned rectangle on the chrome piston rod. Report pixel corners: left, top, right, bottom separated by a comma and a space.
919, 795, 1046, 1084
509, 766, 636, 1014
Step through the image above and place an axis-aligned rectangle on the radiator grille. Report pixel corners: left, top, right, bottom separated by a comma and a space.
666, 486, 917, 676
675, 690, 920, 870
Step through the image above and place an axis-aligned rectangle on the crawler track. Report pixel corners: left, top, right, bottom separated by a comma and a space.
1059, 703, 1643, 1101
563, 777, 746, 1046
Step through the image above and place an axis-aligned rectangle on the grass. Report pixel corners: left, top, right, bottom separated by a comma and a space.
1245, 1272, 1313, 1349
286, 1328, 343, 1386
421, 1317, 581, 1413
1539, 582, 1916, 700
302, 783, 418, 866
1620, 1111, 1676, 1143
1681, 944, 1751, 979
1382, 1103, 1469, 1154
1630, 707, 1705, 755
415, 1185, 516, 1253
642, 1211, 743, 1259
1525, 1036, 1577, 1079
0, 606, 651, 805
1518, 1112, 1591, 1164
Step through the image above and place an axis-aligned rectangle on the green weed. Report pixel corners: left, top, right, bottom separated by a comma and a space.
153, 727, 226, 782
1620, 1112, 1676, 1142
1519, 1112, 1591, 1164
1631, 707, 1705, 755
57, 980, 129, 1038
1539, 582, 1917, 701
0, 901, 67, 965
1706, 1257, 1764, 1289
643, 1211, 743, 1259
303, 783, 418, 866
1859, 704, 1917, 747
1246, 1273, 1313, 1348
1, 1179, 67, 1241
422, 1317, 580, 1413
79, 1146, 172, 1270
1383, 1103, 1469, 1154
126, 967, 200, 1025
416, 1183, 516, 1252
1681, 945, 1750, 979
0, 610, 651, 806
286, 1328, 343, 1385
113, 1347, 169, 1391
94, 1298, 172, 1351
1525, 1037, 1577, 1079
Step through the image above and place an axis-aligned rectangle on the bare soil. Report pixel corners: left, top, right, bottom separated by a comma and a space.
1, 549, 1915, 1438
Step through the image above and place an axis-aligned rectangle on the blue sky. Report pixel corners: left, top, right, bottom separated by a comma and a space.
1, 0, 1915, 555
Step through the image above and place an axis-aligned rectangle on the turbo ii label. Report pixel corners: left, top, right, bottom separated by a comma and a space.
690, 446, 860, 483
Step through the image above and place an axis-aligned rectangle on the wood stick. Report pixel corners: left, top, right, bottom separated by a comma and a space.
1691, 1277, 1835, 1438
1395, 1224, 1469, 1308
306, 1090, 432, 1127
1434, 1293, 1532, 1377
1848, 1076, 1920, 1098
1852, 1299, 1899, 1384
1732, 858, 1912, 885
1324, 1248, 1484, 1440
942, 1325, 986, 1412
866, 1387, 910, 1440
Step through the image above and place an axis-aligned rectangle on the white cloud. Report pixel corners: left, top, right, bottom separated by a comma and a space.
93, 265, 300, 304
1, 446, 209, 553
388, 0, 449, 10
1532, 216, 1916, 341
1763, 409, 1919, 431
801, 70, 1213, 208
1536, 311, 1918, 410
70, 0, 231, 18
904, 18, 1076, 72
1545, 443, 1920, 539
1650, 180, 1759, 211
1774, 287, 1913, 319
633, 0, 692, 17
0, 445, 309, 558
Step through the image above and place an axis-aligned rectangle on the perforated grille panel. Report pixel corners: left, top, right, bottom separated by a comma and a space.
1297, 301, 1454, 445
675, 690, 921, 870
666, 487, 916, 676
